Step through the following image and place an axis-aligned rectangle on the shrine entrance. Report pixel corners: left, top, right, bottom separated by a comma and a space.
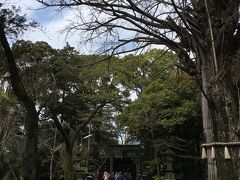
113, 158, 135, 174
100, 145, 141, 179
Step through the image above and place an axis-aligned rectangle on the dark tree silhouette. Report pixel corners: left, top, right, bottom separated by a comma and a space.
0, 4, 38, 180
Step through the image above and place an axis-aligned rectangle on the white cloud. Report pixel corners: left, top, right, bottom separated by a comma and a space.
21, 10, 77, 48
5, 0, 96, 52
5, 1, 161, 54
5, 0, 42, 13
4, 0, 78, 49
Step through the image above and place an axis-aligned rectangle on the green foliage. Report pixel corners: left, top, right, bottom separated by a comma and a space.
115, 49, 202, 179
1, 39, 203, 179
0, 91, 24, 180
0, 91, 11, 115
117, 49, 200, 133
10, 40, 122, 178
0, 3, 37, 36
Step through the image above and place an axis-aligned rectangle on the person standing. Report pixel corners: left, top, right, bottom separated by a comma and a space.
135, 172, 142, 180
103, 171, 110, 180
116, 172, 124, 180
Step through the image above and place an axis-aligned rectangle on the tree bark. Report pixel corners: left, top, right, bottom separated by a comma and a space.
200, 50, 240, 179
0, 24, 38, 180
192, 2, 240, 179
64, 147, 74, 180
201, 54, 217, 180
22, 106, 38, 180
50, 128, 58, 180
212, 75, 240, 180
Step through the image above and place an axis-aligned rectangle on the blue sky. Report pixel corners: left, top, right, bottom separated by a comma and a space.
6, 0, 140, 54
6, 0, 162, 54
30, 6, 63, 25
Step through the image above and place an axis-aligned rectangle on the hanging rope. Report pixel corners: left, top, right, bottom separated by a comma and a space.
201, 142, 240, 147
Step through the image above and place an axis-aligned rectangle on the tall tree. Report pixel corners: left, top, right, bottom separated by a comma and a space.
45, 46, 121, 180
0, 4, 38, 180
12, 40, 62, 179
116, 49, 202, 179
12, 40, 122, 180
38, 1, 240, 179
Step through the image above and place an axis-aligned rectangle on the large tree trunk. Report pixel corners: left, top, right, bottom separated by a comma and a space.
200, 51, 240, 179
201, 56, 217, 180
64, 147, 74, 180
22, 102, 38, 180
191, 1, 240, 179
211, 74, 240, 180
0, 24, 38, 180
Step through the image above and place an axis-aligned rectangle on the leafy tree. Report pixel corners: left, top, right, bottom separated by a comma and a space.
12, 40, 122, 180
0, 91, 25, 180
116, 49, 202, 179
38, 1, 240, 178
11, 40, 63, 179
0, 4, 38, 180
46, 46, 121, 180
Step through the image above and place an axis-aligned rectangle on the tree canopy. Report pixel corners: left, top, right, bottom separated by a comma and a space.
36, 1, 240, 179
1, 0, 240, 179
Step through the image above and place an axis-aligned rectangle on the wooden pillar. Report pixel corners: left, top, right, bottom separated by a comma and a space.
136, 159, 140, 173
110, 156, 114, 173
